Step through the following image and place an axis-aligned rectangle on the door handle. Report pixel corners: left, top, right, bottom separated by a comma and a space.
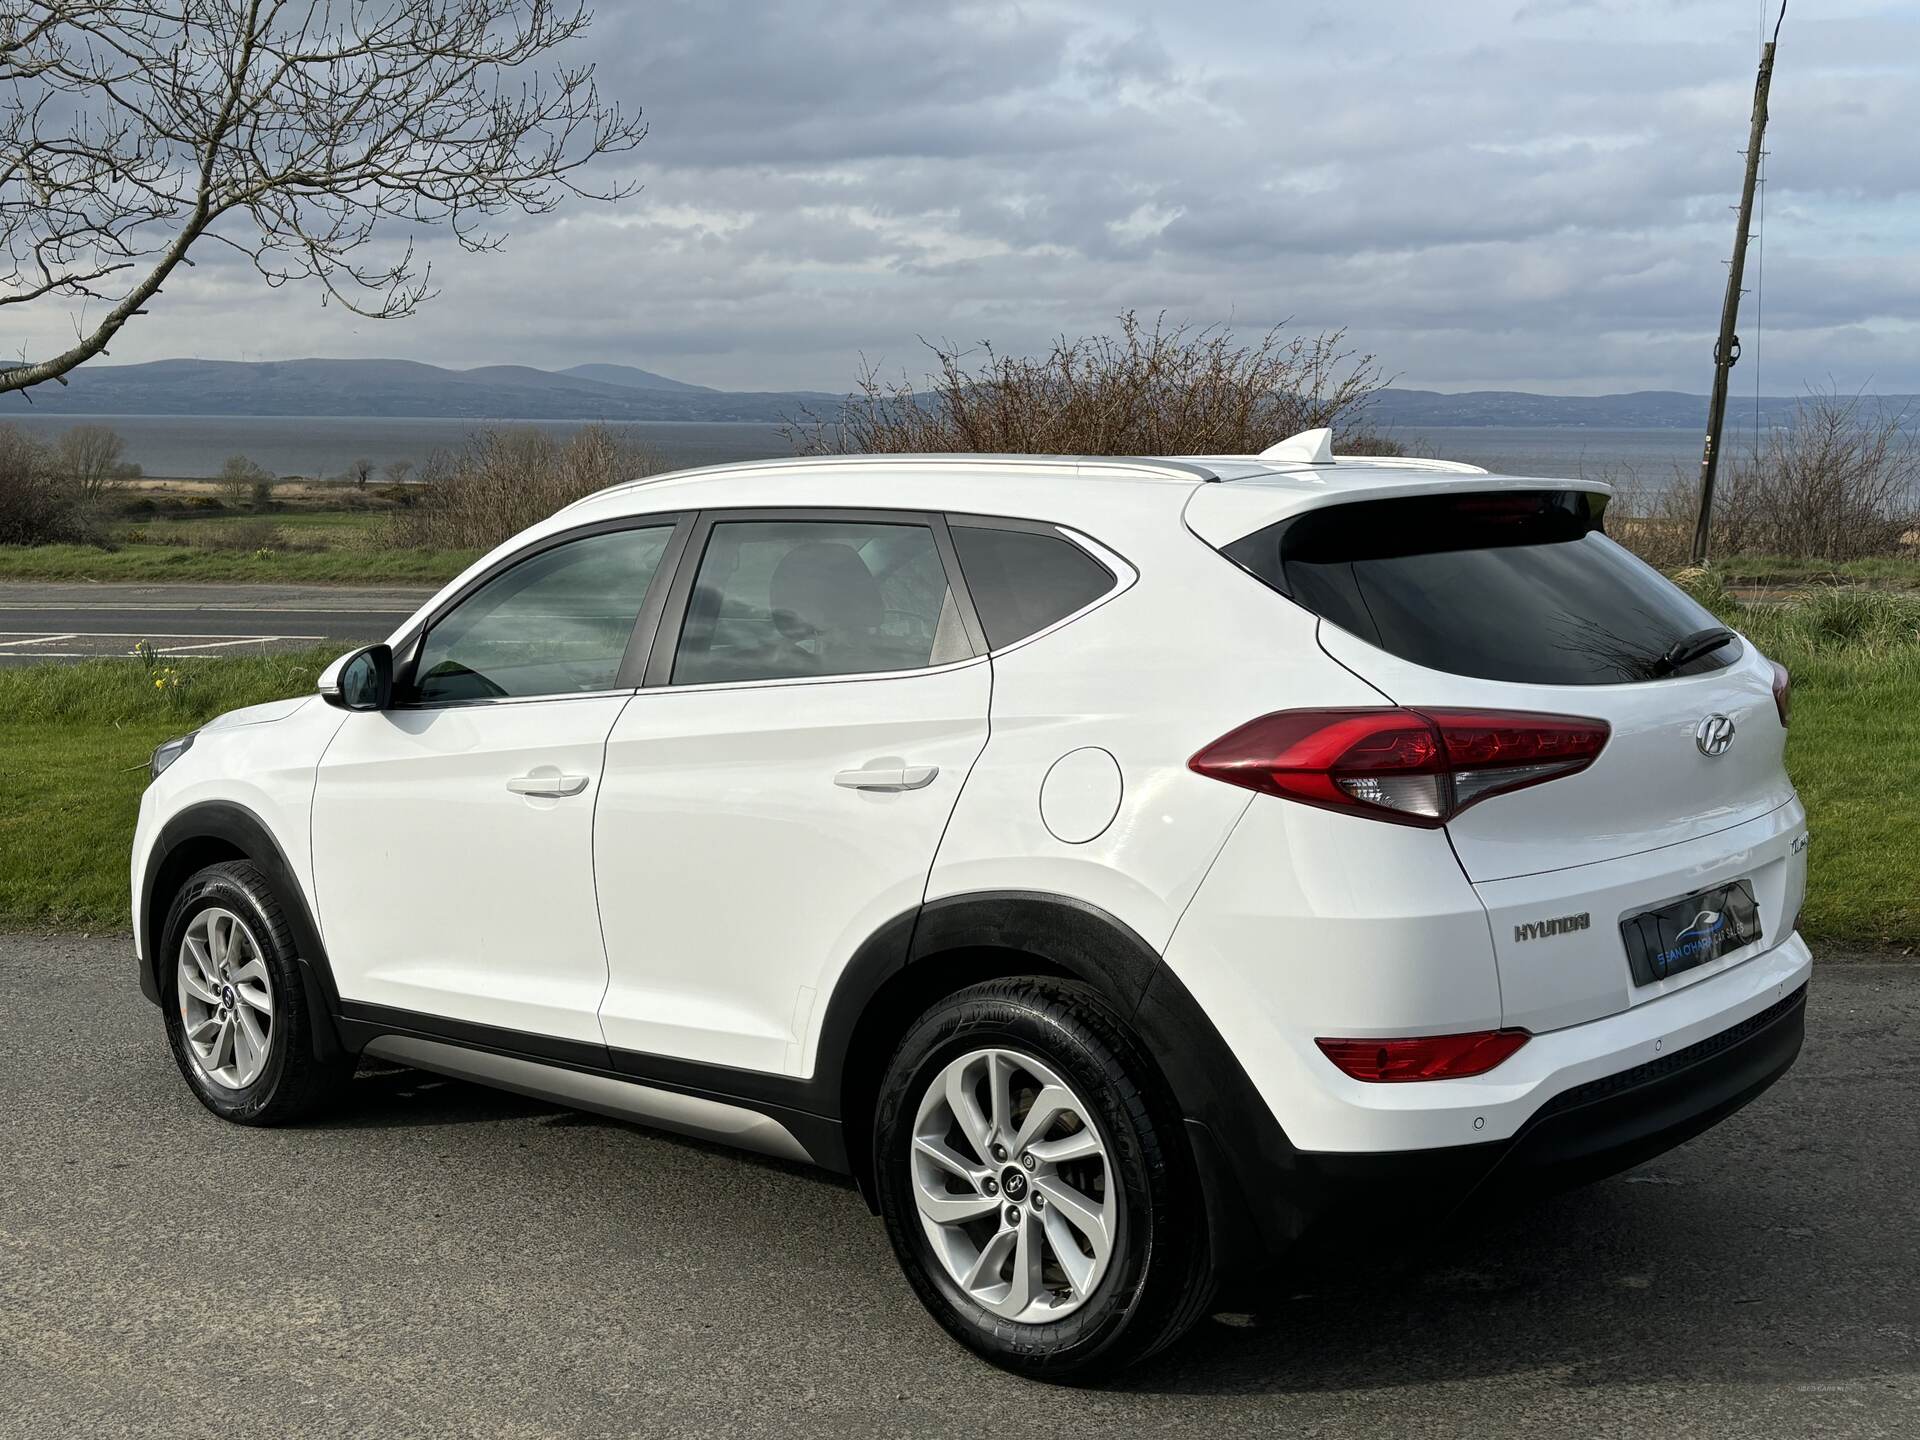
834, 764, 940, 792
507, 773, 590, 798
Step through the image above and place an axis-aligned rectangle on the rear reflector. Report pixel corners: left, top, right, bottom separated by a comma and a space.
1189, 708, 1610, 827
1316, 1029, 1530, 1082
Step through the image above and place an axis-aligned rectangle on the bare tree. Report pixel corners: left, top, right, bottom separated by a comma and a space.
216, 451, 271, 506
1, 2, 645, 395
788, 312, 1395, 458
347, 455, 373, 489
53, 422, 130, 500
380, 458, 412, 485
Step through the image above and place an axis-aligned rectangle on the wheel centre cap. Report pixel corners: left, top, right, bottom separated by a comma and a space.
220, 984, 236, 1009
1000, 1167, 1028, 1202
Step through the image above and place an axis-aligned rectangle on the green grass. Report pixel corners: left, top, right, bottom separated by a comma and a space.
0, 505, 478, 584
2, 589, 1916, 949
1706, 553, 1920, 588
1678, 580, 1920, 950
0, 649, 335, 930
0, 539, 475, 584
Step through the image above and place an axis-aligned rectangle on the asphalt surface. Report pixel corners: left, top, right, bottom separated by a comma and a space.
1, 939, 1914, 1439
0, 582, 430, 665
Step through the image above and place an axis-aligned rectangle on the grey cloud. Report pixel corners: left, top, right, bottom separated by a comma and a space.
15, 0, 1919, 394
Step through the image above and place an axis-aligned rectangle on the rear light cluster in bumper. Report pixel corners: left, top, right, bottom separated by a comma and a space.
1189, 707, 1610, 828
1316, 1028, 1531, 1082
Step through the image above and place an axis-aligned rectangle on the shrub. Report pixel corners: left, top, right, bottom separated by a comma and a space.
0, 424, 94, 544
1610, 389, 1920, 565
195, 519, 284, 553
788, 311, 1392, 457
389, 425, 660, 551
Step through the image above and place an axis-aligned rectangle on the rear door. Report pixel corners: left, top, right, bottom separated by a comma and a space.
593, 510, 990, 1076
1236, 488, 1800, 1030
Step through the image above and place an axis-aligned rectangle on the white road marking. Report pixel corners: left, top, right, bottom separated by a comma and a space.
0, 629, 325, 641
0, 603, 415, 615
0, 633, 78, 648
152, 636, 296, 653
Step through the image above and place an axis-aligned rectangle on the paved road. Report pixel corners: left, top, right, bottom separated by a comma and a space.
1, 940, 1914, 1439
0, 582, 431, 666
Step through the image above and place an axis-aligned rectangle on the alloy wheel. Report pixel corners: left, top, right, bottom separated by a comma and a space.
909, 1047, 1119, 1323
176, 906, 275, 1091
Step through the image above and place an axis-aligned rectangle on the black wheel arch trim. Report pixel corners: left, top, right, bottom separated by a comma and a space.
138, 799, 347, 1061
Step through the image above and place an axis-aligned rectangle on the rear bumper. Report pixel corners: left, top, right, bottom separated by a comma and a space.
1161, 952, 1810, 1278
1290, 978, 1806, 1222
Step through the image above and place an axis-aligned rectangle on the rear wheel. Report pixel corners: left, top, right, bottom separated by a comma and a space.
873, 978, 1212, 1380
160, 860, 351, 1124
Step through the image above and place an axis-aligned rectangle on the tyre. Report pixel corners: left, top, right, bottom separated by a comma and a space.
873, 977, 1212, 1380
160, 860, 351, 1125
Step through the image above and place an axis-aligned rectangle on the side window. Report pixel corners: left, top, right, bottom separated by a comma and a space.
410, 525, 673, 704
671, 518, 970, 685
949, 523, 1115, 649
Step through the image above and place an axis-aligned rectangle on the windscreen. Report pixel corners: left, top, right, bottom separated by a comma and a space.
1223, 490, 1740, 685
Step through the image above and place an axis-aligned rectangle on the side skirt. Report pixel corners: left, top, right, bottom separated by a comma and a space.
363, 1035, 817, 1166
336, 1003, 846, 1170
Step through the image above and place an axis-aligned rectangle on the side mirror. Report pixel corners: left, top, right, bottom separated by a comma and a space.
318, 643, 394, 711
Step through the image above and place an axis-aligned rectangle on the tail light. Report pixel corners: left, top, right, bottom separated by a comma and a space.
1316, 1029, 1530, 1082
1770, 661, 1791, 728
1188, 708, 1609, 827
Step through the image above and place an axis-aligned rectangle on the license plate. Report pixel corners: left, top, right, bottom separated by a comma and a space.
1620, 880, 1763, 985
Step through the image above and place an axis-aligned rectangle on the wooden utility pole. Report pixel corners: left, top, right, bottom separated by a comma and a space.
1692, 2, 1786, 564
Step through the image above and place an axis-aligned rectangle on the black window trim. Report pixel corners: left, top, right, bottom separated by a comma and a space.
945, 512, 1134, 657
388, 511, 694, 711
640, 506, 991, 692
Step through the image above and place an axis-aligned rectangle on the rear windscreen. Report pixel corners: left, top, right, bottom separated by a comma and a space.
1222, 490, 1741, 685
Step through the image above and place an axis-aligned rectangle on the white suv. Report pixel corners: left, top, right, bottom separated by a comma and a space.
133, 432, 1811, 1379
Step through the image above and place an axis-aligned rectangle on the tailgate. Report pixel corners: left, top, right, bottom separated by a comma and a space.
1207, 483, 1803, 1032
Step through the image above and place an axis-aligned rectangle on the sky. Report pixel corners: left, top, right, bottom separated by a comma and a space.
17, 0, 1920, 395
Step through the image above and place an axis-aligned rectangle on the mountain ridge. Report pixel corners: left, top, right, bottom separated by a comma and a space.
1, 356, 1908, 429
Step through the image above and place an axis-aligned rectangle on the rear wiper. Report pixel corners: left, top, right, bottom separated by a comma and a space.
1652, 625, 1736, 676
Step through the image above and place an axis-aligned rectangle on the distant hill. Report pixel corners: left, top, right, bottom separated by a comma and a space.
3, 358, 1908, 430
0, 357, 838, 423
1365, 388, 1918, 430
558, 363, 713, 394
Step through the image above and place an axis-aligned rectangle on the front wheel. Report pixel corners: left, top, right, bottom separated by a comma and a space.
873, 978, 1213, 1380
160, 859, 351, 1124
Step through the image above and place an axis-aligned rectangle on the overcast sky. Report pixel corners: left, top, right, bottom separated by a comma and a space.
24, 0, 1920, 395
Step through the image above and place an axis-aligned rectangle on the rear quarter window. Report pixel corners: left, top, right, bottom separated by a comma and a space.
1222, 490, 1741, 686
950, 522, 1115, 649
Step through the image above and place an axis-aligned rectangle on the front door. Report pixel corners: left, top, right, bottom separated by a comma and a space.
311, 521, 679, 1044
594, 512, 991, 1075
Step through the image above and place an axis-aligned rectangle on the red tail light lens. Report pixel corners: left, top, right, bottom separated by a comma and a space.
1316, 1029, 1531, 1082
1189, 708, 1609, 827
1770, 661, 1791, 728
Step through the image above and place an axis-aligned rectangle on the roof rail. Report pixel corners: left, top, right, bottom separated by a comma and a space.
564, 451, 1224, 511
1328, 454, 1489, 475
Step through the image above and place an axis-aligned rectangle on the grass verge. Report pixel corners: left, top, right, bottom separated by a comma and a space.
1682, 581, 1920, 950
1, 588, 1914, 949
0, 649, 332, 929
0, 541, 474, 584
